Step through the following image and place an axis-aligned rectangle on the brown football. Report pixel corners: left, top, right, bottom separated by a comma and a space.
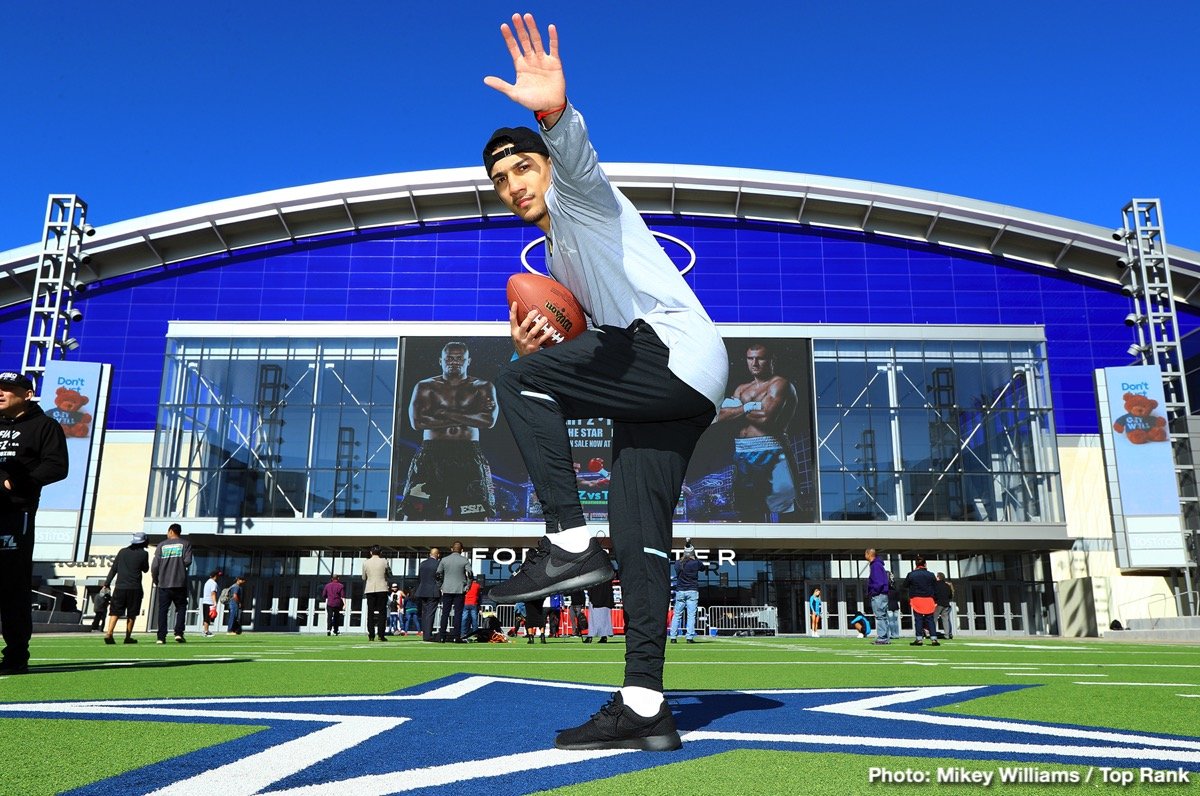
506, 273, 587, 347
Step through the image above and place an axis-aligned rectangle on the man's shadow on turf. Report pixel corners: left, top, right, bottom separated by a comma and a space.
12, 658, 256, 676
669, 690, 786, 732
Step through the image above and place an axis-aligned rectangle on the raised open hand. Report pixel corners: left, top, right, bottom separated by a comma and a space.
483, 13, 567, 115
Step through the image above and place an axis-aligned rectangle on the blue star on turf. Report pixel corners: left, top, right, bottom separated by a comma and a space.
0, 675, 1196, 795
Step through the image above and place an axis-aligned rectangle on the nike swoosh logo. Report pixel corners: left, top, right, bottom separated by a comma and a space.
544, 558, 581, 578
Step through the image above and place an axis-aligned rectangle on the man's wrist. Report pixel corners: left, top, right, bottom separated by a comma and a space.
535, 100, 567, 130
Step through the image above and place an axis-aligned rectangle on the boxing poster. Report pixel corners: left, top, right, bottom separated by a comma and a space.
390, 336, 523, 521
683, 337, 817, 523
389, 334, 816, 524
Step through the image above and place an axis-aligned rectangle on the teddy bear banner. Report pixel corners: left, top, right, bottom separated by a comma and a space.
1100, 363, 1187, 568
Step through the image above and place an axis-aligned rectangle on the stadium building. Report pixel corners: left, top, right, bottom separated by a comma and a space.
4, 163, 1199, 637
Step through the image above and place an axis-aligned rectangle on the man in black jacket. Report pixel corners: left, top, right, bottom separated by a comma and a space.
413, 547, 441, 642
0, 371, 69, 674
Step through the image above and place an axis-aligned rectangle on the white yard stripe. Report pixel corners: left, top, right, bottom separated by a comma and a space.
262, 747, 632, 795
1074, 681, 1200, 687
805, 686, 1200, 752
0, 702, 389, 723
149, 717, 406, 796
681, 730, 1200, 765
1005, 673, 1107, 677
958, 643, 1099, 650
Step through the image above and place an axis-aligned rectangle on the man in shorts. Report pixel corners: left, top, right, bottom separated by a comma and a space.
201, 570, 221, 637
104, 532, 150, 644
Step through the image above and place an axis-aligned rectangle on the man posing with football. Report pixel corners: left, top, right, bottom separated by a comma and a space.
485, 13, 727, 751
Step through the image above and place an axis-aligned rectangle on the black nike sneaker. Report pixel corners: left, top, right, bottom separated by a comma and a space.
488, 536, 614, 604
555, 692, 682, 751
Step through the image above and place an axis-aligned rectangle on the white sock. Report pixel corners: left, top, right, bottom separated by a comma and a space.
549, 525, 591, 554
619, 686, 665, 717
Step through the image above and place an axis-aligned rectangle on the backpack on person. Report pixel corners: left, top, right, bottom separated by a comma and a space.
219, 587, 232, 605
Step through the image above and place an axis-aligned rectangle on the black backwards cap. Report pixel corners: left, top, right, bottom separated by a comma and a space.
483, 126, 549, 177
0, 371, 34, 391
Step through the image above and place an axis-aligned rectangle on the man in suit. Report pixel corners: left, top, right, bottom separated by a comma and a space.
413, 547, 441, 642
436, 541, 473, 643
362, 545, 391, 642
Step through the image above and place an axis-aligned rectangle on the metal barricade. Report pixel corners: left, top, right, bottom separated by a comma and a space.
703, 605, 778, 636
492, 604, 627, 635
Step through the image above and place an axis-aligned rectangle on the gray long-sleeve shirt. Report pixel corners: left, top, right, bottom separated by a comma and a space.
150, 536, 192, 588
436, 552, 473, 595
540, 103, 727, 409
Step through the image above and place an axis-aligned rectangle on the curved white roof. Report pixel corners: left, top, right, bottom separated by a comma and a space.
3, 164, 1198, 309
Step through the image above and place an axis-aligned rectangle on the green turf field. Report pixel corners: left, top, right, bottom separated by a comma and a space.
2, 632, 1199, 795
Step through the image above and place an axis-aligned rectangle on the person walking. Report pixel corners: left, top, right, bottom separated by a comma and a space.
103, 532, 150, 645
226, 575, 248, 634
201, 570, 221, 637
322, 573, 346, 636
151, 523, 193, 644
362, 546, 391, 641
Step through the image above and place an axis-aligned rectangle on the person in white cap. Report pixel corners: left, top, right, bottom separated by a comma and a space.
387, 583, 404, 636
0, 370, 68, 673
103, 532, 150, 644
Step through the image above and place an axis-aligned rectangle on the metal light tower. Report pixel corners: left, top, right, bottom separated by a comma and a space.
22, 194, 92, 397
1117, 198, 1199, 608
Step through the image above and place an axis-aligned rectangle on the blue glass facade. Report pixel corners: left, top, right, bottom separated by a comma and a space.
2, 216, 1189, 434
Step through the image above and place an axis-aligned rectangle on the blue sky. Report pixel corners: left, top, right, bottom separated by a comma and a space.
2, 2, 1197, 253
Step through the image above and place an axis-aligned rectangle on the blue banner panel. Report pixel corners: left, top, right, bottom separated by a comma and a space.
35, 360, 109, 561
40, 361, 103, 509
